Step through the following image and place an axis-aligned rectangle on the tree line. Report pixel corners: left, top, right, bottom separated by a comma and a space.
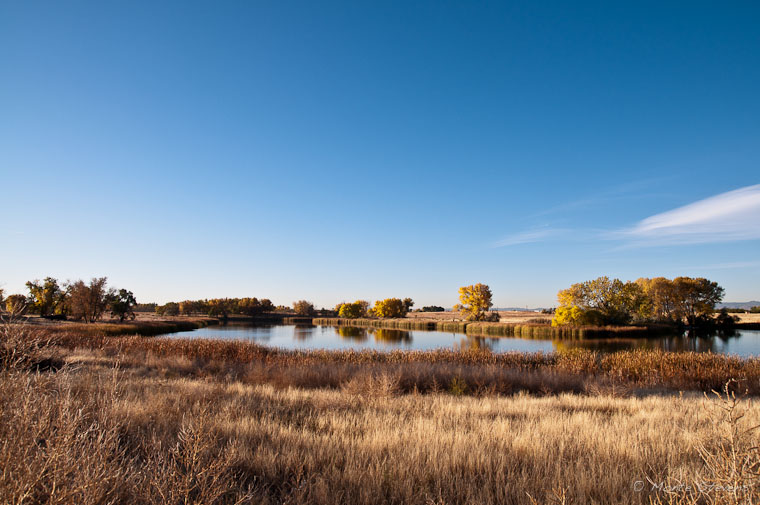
335, 284, 498, 321
552, 276, 729, 327
2, 277, 137, 322
2, 275, 739, 328
153, 298, 325, 318
335, 298, 415, 319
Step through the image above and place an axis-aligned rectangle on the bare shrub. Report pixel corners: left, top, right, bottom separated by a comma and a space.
341, 371, 401, 398
647, 380, 760, 504
0, 370, 135, 505
0, 318, 58, 371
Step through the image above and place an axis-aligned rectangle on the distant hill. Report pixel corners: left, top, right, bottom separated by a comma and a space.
718, 301, 760, 310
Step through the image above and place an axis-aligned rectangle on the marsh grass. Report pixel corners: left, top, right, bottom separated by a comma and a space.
4, 323, 760, 504
313, 317, 674, 338
39, 328, 760, 396
48, 318, 214, 337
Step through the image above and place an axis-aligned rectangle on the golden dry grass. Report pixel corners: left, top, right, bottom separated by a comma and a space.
5, 323, 760, 504
737, 313, 760, 324
3, 361, 760, 505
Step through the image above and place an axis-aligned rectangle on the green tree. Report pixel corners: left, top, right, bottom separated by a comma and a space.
5, 294, 27, 315
636, 277, 679, 322
403, 298, 414, 313
26, 277, 66, 316
156, 302, 180, 316
455, 284, 494, 321
179, 300, 197, 316
238, 297, 262, 317
672, 277, 724, 326
207, 299, 231, 318
420, 306, 445, 312
260, 299, 275, 313
109, 289, 137, 322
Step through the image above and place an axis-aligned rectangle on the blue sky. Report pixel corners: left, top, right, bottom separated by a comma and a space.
1, 1, 759, 308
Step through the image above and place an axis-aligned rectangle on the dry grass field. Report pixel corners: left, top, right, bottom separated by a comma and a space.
737, 312, 760, 324
4, 322, 760, 504
4, 357, 760, 504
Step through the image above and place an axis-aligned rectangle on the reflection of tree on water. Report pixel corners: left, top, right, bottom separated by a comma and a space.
454, 337, 497, 351
336, 326, 368, 342
370, 328, 412, 344
551, 329, 744, 354
292, 324, 316, 341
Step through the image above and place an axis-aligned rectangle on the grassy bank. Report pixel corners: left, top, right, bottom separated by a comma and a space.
39, 317, 216, 337
313, 317, 674, 338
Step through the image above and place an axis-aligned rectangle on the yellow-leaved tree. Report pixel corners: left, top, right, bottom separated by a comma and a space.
371, 298, 412, 318
552, 276, 648, 326
455, 283, 496, 321
337, 300, 370, 319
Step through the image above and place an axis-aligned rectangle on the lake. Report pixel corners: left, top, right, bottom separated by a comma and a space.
161, 323, 760, 356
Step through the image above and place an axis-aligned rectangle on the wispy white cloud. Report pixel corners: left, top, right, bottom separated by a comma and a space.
616, 184, 760, 245
493, 227, 570, 247
495, 184, 760, 250
529, 176, 678, 218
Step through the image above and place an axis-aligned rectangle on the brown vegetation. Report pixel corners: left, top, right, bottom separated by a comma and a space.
4, 323, 760, 503
313, 316, 668, 338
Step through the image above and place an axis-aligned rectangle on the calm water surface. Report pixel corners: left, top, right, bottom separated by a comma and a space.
162, 324, 760, 356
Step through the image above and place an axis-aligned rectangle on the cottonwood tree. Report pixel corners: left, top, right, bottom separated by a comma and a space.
260, 299, 275, 313
455, 284, 495, 321
156, 302, 180, 316
553, 276, 646, 326
420, 306, 445, 312
636, 277, 680, 321
402, 297, 414, 313
109, 289, 137, 322
337, 300, 370, 319
673, 276, 724, 326
293, 300, 315, 316
553, 276, 724, 327
238, 297, 263, 317
179, 300, 197, 316
371, 298, 413, 318
26, 277, 66, 316
67, 277, 113, 323
206, 299, 232, 318
4, 294, 27, 316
